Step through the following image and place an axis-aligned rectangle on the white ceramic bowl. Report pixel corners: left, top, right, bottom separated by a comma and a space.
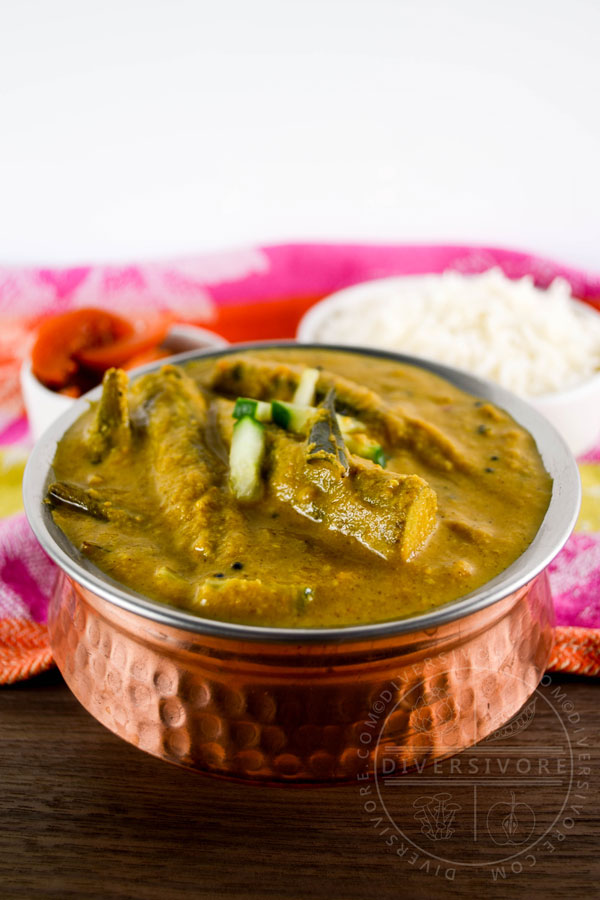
528, 377, 600, 458
21, 323, 228, 442
297, 277, 600, 458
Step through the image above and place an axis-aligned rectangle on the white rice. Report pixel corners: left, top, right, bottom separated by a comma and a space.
308, 268, 600, 397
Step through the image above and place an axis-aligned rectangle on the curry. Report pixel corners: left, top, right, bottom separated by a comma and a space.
47, 347, 552, 628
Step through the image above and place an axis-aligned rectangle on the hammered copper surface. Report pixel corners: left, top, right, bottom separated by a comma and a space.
48, 571, 554, 784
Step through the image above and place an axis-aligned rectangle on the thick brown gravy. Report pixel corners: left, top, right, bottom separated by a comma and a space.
49, 348, 552, 628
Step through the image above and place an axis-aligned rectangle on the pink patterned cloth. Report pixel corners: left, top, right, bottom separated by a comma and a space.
1, 243, 599, 681
0, 515, 58, 622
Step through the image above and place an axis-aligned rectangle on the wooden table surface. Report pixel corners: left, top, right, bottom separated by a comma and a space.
1, 668, 599, 900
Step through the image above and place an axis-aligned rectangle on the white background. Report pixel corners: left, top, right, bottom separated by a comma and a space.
1, 0, 599, 269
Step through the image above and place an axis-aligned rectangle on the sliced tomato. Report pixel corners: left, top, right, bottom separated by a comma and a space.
75, 312, 173, 371
31, 308, 134, 389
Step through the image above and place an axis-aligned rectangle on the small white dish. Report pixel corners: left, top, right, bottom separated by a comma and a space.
21, 323, 228, 442
297, 276, 600, 457
530, 378, 600, 458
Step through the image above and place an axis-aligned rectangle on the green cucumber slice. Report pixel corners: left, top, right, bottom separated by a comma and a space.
371, 446, 387, 468
229, 415, 266, 501
233, 397, 272, 422
336, 414, 363, 435
293, 367, 320, 406
343, 432, 387, 468
272, 400, 316, 433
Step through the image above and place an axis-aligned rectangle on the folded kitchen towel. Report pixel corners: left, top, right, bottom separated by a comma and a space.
1, 242, 599, 683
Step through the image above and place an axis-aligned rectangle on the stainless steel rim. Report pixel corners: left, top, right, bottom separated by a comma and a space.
23, 341, 582, 644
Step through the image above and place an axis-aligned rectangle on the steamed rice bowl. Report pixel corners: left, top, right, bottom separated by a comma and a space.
297, 269, 600, 399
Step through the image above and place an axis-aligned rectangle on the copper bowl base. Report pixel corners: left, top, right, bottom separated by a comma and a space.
49, 570, 554, 785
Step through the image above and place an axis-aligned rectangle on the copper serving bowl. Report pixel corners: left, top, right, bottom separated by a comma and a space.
23, 344, 581, 784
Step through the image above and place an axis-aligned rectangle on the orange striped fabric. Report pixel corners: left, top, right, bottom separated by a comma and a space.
549, 625, 600, 677
1, 621, 598, 685
0, 618, 54, 685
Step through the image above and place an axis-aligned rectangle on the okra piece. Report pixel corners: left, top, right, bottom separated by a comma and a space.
87, 368, 131, 463
46, 481, 139, 526
268, 431, 437, 561
306, 389, 349, 473
131, 366, 247, 560
46, 481, 110, 520
192, 576, 317, 625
